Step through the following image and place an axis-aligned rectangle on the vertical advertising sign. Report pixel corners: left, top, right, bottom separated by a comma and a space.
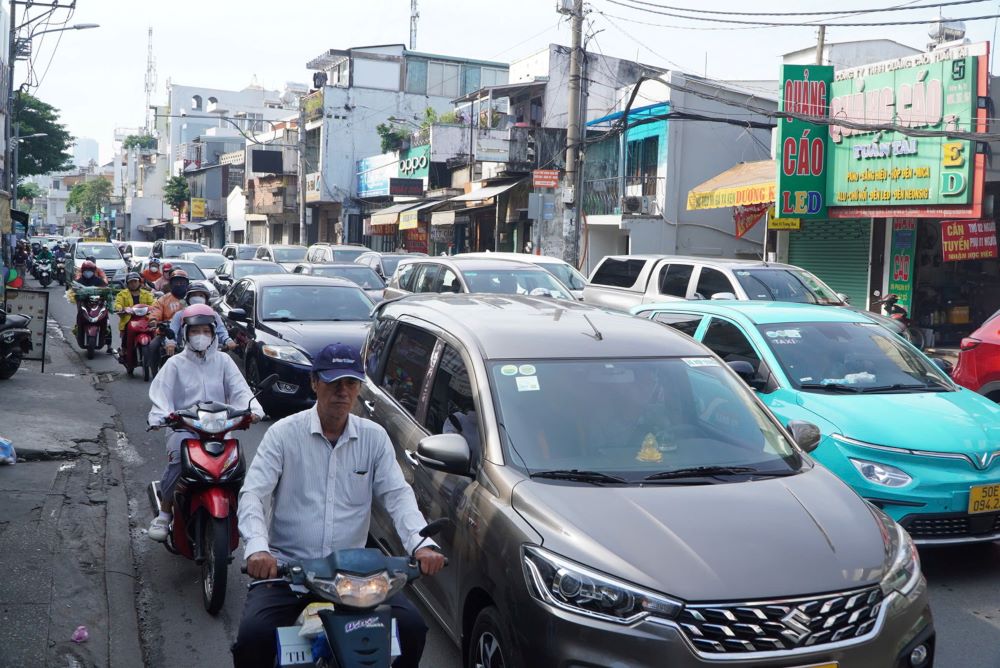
888, 218, 917, 313
776, 64, 834, 219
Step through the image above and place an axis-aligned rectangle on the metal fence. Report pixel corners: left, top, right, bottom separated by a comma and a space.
583, 176, 665, 216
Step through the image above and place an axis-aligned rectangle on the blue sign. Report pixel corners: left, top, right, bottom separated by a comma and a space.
356, 152, 398, 198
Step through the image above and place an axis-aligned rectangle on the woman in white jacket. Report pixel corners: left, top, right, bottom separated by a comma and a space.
146, 304, 264, 542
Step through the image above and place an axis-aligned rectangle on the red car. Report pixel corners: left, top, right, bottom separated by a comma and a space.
953, 311, 1000, 401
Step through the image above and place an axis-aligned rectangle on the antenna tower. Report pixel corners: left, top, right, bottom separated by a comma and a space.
144, 27, 157, 132
410, 0, 419, 50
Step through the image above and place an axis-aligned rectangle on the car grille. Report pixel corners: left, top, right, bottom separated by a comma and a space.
105, 269, 117, 281
901, 512, 1000, 540
678, 586, 883, 654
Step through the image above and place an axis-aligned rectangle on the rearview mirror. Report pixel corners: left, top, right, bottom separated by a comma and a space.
228, 308, 248, 322
787, 420, 822, 453
710, 292, 737, 301
416, 433, 471, 476
836, 292, 851, 304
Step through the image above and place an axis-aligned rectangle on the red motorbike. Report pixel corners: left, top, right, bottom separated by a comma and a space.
146, 374, 276, 614
118, 305, 153, 380
73, 286, 113, 359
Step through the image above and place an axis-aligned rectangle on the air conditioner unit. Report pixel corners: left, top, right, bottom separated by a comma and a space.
622, 195, 642, 214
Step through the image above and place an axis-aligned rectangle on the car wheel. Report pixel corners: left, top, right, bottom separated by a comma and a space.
246, 357, 276, 415
468, 606, 513, 668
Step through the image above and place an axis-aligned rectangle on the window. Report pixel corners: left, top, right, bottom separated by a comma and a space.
236, 284, 255, 316
652, 313, 703, 337
701, 319, 760, 370
590, 258, 645, 288
425, 345, 480, 470
413, 264, 441, 293
427, 62, 460, 98
436, 268, 461, 293
225, 279, 247, 308
481, 68, 507, 87
657, 264, 693, 298
381, 325, 437, 416
255, 247, 267, 260
694, 267, 735, 300
191, 95, 202, 111
395, 263, 418, 290
365, 317, 396, 379
405, 58, 428, 94
462, 65, 481, 96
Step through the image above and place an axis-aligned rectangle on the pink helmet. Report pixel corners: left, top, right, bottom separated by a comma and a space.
181, 303, 217, 335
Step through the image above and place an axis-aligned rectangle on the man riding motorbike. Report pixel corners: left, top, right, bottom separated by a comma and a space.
147, 304, 263, 542
74, 255, 108, 283
35, 244, 53, 264
74, 260, 108, 288
114, 272, 155, 362
153, 262, 174, 292
164, 282, 235, 356
141, 257, 164, 289
146, 270, 190, 372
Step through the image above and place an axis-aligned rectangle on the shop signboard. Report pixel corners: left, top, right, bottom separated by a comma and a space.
3, 288, 48, 371
390, 178, 424, 197
305, 172, 322, 203
888, 218, 918, 313
776, 64, 833, 219
398, 145, 430, 179
190, 197, 207, 220
940, 219, 998, 262
357, 153, 398, 198
533, 169, 560, 188
767, 206, 800, 230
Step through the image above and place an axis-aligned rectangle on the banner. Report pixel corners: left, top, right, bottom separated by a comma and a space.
734, 202, 770, 239
190, 197, 206, 220
776, 64, 833, 219
888, 218, 918, 312
941, 219, 998, 262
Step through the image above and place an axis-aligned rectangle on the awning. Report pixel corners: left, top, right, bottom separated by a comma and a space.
246, 214, 268, 222
449, 181, 522, 203
431, 204, 494, 226
370, 201, 424, 227
686, 160, 776, 211
179, 220, 217, 231
137, 220, 169, 232
398, 201, 445, 230
452, 79, 548, 104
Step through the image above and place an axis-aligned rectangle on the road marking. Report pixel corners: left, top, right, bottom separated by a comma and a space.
113, 431, 144, 466
59, 461, 76, 472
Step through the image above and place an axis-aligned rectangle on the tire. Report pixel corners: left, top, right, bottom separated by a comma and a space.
0, 348, 22, 380
246, 358, 276, 415
201, 516, 230, 615
904, 326, 925, 350
468, 606, 514, 668
141, 346, 150, 382
85, 336, 96, 360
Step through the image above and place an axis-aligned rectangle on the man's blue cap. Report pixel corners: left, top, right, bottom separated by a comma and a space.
313, 342, 364, 383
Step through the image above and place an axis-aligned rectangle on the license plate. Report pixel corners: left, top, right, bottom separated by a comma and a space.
793, 664, 837, 668
968, 483, 1000, 514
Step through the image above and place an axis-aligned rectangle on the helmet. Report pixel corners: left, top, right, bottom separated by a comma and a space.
181, 303, 217, 335
81, 260, 97, 271
85, 255, 96, 263
162, 262, 174, 274
149, 257, 161, 266
169, 269, 188, 281
126, 272, 141, 284
185, 281, 211, 299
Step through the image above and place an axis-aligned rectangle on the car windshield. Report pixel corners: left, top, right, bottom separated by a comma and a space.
538, 261, 587, 290
380, 255, 409, 276
330, 248, 366, 262
187, 254, 225, 270
758, 322, 954, 392
462, 268, 573, 299
76, 244, 122, 260
236, 247, 258, 259
490, 358, 801, 480
234, 263, 288, 279
735, 268, 844, 305
130, 245, 152, 258
259, 285, 373, 322
313, 266, 385, 289
273, 247, 307, 262
164, 242, 204, 256
167, 262, 206, 280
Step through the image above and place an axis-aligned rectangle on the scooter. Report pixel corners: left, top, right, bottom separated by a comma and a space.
145, 320, 174, 380
147, 374, 277, 615
54, 259, 67, 286
35, 259, 52, 288
0, 307, 32, 379
118, 305, 153, 380
246, 519, 447, 668
874, 294, 926, 349
72, 285, 113, 360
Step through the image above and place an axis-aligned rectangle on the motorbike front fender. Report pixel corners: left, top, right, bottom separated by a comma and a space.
190, 487, 232, 519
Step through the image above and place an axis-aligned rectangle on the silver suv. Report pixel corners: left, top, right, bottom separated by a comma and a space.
357, 294, 934, 668
383, 256, 573, 300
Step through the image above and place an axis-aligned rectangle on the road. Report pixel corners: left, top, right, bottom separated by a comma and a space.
36, 277, 1000, 667
43, 281, 461, 667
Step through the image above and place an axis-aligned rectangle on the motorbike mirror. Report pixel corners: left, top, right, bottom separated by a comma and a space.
787, 420, 822, 453
419, 518, 450, 539
228, 308, 247, 322
258, 373, 279, 390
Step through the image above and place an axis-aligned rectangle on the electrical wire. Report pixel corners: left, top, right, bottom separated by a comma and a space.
615, 0, 985, 17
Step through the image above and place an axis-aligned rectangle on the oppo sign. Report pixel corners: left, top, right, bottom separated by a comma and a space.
399, 155, 428, 174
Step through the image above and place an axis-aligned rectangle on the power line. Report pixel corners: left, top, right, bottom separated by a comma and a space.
614, 0, 986, 18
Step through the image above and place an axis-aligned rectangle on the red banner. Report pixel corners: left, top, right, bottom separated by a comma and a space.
941, 219, 998, 262
734, 202, 770, 239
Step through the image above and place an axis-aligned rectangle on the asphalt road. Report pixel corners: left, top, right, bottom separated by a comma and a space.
37, 277, 1000, 667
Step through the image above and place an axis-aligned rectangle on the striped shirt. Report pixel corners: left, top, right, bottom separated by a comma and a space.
238, 407, 432, 563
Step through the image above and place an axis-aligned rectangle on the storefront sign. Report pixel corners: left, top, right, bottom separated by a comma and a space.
776, 64, 833, 219
533, 169, 560, 188
399, 145, 430, 179
405, 227, 428, 254
190, 198, 206, 220
357, 153, 398, 198
734, 202, 770, 239
305, 172, 322, 203
941, 219, 998, 262
888, 218, 918, 312
389, 178, 424, 197
3, 288, 48, 367
767, 206, 800, 230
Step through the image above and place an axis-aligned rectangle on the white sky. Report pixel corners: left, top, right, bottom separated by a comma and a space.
17, 0, 999, 163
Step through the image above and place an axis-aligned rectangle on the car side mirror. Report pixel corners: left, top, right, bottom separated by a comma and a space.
416, 433, 471, 476
229, 308, 248, 322
836, 292, 851, 304
710, 292, 737, 301
123, 253, 132, 261
931, 357, 953, 375
727, 360, 768, 392
787, 420, 822, 453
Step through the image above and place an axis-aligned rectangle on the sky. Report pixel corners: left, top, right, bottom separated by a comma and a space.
16, 0, 1000, 163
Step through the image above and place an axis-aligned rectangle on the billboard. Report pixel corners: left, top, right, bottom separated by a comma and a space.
357, 152, 398, 198
776, 64, 833, 219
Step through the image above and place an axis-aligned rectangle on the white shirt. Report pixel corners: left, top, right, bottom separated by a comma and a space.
238, 407, 432, 563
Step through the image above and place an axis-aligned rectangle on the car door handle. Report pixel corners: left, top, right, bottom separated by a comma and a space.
403, 449, 421, 467
363, 400, 376, 415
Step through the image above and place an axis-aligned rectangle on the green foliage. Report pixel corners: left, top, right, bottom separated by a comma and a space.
123, 134, 157, 150
16, 181, 43, 202
67, 178, 112, 217
13, 93, 74, 179
163, 175, 190, 211
376, 123, 409, 153
437, 110, 461, 125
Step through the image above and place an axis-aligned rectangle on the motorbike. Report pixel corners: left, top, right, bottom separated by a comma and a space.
54, 259, 67, 286
119, 305, 153, 380
147, 374, 277, 615
0, 307, 32, 379
245, 519, 447, 668
874, 294, 926, 349
35, 259, 52, 288
145, 320, 175, 380
72, 285, 113, 359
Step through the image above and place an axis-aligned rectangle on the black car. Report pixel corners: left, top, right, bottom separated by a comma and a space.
292, 262, 385, 302
221, 243, 262, 261
354, 251, 423, 280
211, 259, 288, 295
216, 274, 374, 413
152, 239, 205, 259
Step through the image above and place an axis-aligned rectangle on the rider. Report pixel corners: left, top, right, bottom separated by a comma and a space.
147, 304, 263, 542
165, 282, 235, 355
141, 257, 164, 288
35, 244, 53, 264
153, 262, 174, 292
53, 243, 67, 262
74, 260, 108, 287
74, 255, 108, 283
233, 343, 445, 668
113, 272, 155, 363
147, 269, 189, 369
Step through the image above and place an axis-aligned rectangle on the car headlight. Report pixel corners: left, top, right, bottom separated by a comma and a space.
880, 519, 921, 597
261, 344, 311, 366
306, 571, 407, 607
522, 545, 682, 624
850, 458, 912, 488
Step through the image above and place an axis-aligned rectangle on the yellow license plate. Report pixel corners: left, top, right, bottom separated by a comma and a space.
793, 663, 837, 668
968, 483, 1000, 514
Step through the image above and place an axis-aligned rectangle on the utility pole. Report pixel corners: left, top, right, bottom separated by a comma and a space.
409, 0, 419, 51
6, 0, 16, 198
562, 0, 584, 267
144, 27, 156, 132
297, 102, 306, 246
815, 25, 826, 65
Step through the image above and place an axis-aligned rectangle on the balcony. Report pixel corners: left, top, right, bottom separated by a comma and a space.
583, 176, 665, 216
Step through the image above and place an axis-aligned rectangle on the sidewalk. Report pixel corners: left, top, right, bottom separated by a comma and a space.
0, 318, 141, 667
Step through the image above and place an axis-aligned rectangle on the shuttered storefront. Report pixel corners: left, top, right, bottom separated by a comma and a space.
787, 219, 872, 308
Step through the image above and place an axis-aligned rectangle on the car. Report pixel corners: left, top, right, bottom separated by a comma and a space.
138, 259, 219, 299
254, 244, 308, 271
358, 294, 932, 668
152, 239, 205, 259
292, 262, 386, 302
354, 251, 423, 281
458, 251, 588, 299
953, 310, 1000, 402
180, 251, 227, 279
635, 299, 1000, 545
383, 256, 575, 300
216, 274, 373, 413
69, 241, 128, 284
304, 242, 369, 264
221, 243, 261, 261
122, 241, 154, 271
211, 259, 288, 296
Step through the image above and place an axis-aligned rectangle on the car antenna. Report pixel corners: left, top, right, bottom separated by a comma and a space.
582, 314, 603, 341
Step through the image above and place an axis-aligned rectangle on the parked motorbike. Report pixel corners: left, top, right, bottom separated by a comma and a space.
54, 259, 67, 286
874, 294, 925, 349
35, 259, 52, 288
118, 305, 153, 380
146, 374, 277, 614
0, 307, 32, 379
245, 519, 447, 668
72, 285, 114, 359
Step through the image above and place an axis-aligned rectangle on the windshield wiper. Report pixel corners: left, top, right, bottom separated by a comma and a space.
530, 469, 628, 485
798, 383, 863, 393
860, 383, 937, 393
644, 465, 758, 481
264, 316, 301, 322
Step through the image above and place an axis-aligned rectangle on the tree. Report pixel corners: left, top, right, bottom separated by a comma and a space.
163, 175, 190, 212
375, 122, 409, 153
123, 134, 157, 150
67, 178, 112, 218
17, 181, 42, 203
13, 92, 74, 179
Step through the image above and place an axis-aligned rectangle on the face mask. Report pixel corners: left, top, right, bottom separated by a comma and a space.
82, 271, 95, 279
187, 333, 212, 352
170, 285, 187, 298
149, 267, 160, 274
188, 296, 206, 305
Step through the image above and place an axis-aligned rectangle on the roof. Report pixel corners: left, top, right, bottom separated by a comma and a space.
401, 256, 546, 272
452, 79, 548, 104
244, 273, 359, 288
381, 294, 708, 360
231, 259, 280, 266
262, 244, 307, 249
458, 251, 571, 266
687, 160, 775, 210
600, 254, 796, 269
635, 300, 871, 326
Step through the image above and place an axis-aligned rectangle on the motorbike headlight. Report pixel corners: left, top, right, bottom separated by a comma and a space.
221, 445, 240, 472
880, 520, 921, 597
306, 571, 407, 608
850, 458, 912, 488
522, 545, 682, 624
262, 344, 311, 366
197, 410, 231, 433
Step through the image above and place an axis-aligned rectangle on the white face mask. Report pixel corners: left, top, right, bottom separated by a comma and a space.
187, 333, 213, 352
188, 296, 206, 305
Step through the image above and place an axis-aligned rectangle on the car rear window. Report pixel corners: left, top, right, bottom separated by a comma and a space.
591, 258, 645, 288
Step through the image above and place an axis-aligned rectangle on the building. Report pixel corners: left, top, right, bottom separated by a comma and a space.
72, 137, 100, 168
242, 123, 299, 245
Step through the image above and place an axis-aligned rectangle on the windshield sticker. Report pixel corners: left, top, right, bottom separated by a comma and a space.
822, 372, 876, 385
518, 364, 536, 376
765, 329, 801, 339
736, 271, 750, 276
500, 364, 519, 376
516, 376, 540, 392
683, 357, 719, 367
